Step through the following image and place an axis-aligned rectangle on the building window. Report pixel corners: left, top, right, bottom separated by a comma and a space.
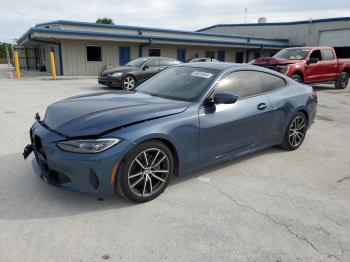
149, 48, 161, 56
254, 52, 261, 59
235, 52, 244, 63
86, 46, 102, 61
205, 51, 215, 59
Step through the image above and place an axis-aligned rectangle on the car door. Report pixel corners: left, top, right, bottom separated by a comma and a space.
145, 57, 162, 79
320, 49, 338, 81
304, 49, 323, 83
198, 70, 273, 162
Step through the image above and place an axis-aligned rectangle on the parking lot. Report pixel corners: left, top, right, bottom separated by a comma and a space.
0, 64, 349, 262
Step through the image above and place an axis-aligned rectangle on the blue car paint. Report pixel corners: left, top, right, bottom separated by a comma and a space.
29, 63, 317, 196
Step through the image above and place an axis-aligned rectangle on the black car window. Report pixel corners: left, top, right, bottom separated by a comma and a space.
215, 71, 262, 99
136, 66, 219, 101
309, 50, 322, 61
260, 72, 286, 93
321, 49, 335, 61
146, 58, 160, 67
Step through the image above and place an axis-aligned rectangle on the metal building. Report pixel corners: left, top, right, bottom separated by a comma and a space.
198, 17, 350, 57
16, 20, 288, 76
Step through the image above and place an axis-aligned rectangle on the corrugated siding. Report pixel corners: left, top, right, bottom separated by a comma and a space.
201, 20, 350, 46
61, 40, 139, 76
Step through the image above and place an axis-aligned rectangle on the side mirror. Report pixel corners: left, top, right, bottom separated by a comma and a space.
308, 58, 319, 64
143, 65, 149, 70
214, 92, 238, 104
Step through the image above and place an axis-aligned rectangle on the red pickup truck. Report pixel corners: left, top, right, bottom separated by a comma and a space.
253, 46, 350, 89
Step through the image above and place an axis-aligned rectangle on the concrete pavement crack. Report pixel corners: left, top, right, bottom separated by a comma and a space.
211, 185, 343, 262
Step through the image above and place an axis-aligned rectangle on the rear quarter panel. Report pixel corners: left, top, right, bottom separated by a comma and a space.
266, 82, 316, 144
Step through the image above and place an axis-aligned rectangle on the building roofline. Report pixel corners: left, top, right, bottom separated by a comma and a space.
18, 27, 290, 48
197, 16, 350, 32
34, 20, 289, 41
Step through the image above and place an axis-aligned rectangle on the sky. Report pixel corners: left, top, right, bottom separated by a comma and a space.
1, 0, 350, 42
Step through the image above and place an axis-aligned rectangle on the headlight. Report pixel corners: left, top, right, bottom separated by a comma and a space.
57, 138, 120, 153
111, 72, 123, 78
277, 65, 290, 75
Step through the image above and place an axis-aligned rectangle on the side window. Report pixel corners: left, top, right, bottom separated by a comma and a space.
260, 72, 286, 93
321, 49, 335, 61
309, 50, 322, 61
146, 58, 160, 67
215, 71, 262, 99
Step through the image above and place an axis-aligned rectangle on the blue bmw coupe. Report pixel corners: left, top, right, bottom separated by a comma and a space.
24, 63, 317, 202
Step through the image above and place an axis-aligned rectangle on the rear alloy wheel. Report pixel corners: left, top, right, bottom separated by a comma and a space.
334, 72, 349, 89
122, 75, 136, 90
280, 112, 307, 151
291, 74, 303, 83
117, 141, 174, 202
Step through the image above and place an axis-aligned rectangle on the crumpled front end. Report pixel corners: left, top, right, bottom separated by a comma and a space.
29, 121, 134, 196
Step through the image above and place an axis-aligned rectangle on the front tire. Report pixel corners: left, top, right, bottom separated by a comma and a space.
122, 75, 136, 90
291, 74, 303, 83
117, 141, 174, 202
334, 72, 349, 89
280, 112, 308, 151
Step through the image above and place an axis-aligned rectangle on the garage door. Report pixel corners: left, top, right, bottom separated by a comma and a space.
319, 29, 350, 47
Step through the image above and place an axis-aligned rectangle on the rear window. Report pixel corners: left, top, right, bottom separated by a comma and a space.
321, 49, 335, 60
260, 72, 286, 93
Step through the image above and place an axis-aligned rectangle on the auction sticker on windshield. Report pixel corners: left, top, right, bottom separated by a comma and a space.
191, 71, 213, 79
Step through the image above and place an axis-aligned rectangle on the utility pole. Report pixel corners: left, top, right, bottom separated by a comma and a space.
245, 8, 248, 24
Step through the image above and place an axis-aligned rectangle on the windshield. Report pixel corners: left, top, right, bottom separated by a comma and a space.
273, 49, 310, 60
126, 58, 149, 67
136, 66, 219, 101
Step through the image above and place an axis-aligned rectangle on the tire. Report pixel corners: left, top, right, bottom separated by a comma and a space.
122, 75, 136, 90
280, 112, 308, 151
291, 74, 303, 83
116, 140, 174, 203
334, 72, 349, 89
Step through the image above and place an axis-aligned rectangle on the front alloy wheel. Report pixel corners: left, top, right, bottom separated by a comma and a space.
122, 76, 136, 90
117, 141, 174, 202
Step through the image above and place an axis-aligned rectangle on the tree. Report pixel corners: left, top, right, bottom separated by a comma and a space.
0, 42, 12, 63
96, 18, 114, 25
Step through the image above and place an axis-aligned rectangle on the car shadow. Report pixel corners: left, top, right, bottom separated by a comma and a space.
0, 147, 283, 221
169, 147, 283, 186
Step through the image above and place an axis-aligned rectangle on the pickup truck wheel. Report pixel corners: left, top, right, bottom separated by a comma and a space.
334, 72, 349, 89
291, 74, 303, 83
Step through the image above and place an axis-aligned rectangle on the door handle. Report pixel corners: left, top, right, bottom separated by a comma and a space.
257, 103, 267, 111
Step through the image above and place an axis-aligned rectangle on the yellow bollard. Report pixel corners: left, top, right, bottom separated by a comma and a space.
14, 51, 20, 79
50, 51, 57, 80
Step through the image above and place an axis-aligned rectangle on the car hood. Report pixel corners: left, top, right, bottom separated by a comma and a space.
254, 57, 302, 66
101, 66, 138, 75
44, 91, 191, 137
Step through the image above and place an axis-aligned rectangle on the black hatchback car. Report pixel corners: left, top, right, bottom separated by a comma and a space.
98, 57, 181, 90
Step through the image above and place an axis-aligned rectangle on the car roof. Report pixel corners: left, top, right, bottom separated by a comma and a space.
176, 62, 260, 71
140, 56, 178, 60
175, 62, 291, 79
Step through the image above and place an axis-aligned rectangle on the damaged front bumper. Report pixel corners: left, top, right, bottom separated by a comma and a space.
24, 120, 134, 196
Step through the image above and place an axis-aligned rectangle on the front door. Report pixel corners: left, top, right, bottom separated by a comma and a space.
199, 70, 272, 161
138, 58, 161, 83
218, 50, 225, 62
304, 49, 323, 83
177, 49, 186, 62
119, 46, 130, 66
